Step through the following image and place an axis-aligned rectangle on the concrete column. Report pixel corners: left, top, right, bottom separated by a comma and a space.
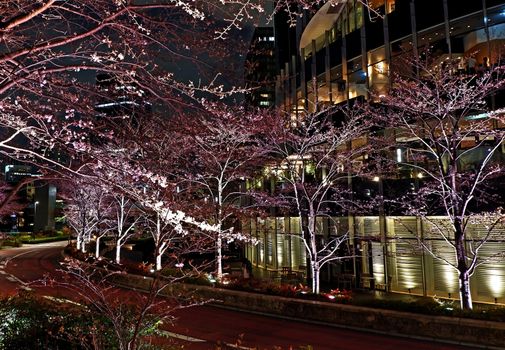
383, 0, 392, 89
410, 0, 419, 77
300, 48, 308, 111
341, 25, 349, 102
285, 62, 291, 111
442, 0, 452, 56
325, 30, 333, 104
360, 3, 369, 98
275, 74, 282, 108
311, 39, 318, 111
482, 0, 492, 59
291, 54, 297, 116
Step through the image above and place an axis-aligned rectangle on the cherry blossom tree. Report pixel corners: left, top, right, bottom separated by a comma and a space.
145, 209, 176, 271
65, 181, 103, 253
84, 114, 224, 267
141, 193, 218, 272
93, 192, 115, 259
0, 0, 252, 182
0, 0, 384, 249
0, 0, 256, 261
0, 178, 30, 217
111, 193, 143, 264
50, 257, 202, 350
261, 107, 371, 294
374, 56, 505, 310
170, 104, 272, 280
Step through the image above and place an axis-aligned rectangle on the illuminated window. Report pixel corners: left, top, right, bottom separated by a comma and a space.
387, 0, 395, 14
349, 2, 355, 32
356, 2, 363, 28
396, 148, 402, 162
369, 0, 385, 9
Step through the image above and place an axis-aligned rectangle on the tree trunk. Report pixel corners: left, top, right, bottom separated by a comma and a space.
95, 236, 101, 258
116, 244, 121, 264
216, 234, 223, 280
458, 269, 473, 310
456, 239, 473, 310
300, 214, 312, 286
76, 235, 82, 251
455, 219, 473, 310
155, 241, 167, 271
156, 253, 162, 271
311, 263, 320, 294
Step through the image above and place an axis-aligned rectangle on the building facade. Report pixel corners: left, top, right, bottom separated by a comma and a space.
245, 27, 277, 108
275, 0, 505, 114
244, 0, 505, 304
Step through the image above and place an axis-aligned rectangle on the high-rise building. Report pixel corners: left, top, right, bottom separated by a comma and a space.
3, 165, 56, 232
245, 27, 277, 108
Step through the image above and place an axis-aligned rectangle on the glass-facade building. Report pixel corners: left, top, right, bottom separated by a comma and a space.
275, 0, 505, 114
245, 0, 505, 304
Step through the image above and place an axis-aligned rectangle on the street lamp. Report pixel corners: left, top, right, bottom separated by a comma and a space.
34, 201, 39, 229
373, 176, 390, 292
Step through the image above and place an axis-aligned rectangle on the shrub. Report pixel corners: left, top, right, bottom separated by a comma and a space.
222, 278, 353, 303
0, 292, 113, 350
321, 288, 353, 303
20, 236, 69, 244
0, 239, 22, 248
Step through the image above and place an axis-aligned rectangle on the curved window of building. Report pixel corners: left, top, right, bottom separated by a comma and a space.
349, 1, 356, 32
356, 3, 364, 28
369, 0, 385, 11
388, 0, 412, 41
415, 0, 444, 31
347, 57, 367, 99
367, 47, 389, 97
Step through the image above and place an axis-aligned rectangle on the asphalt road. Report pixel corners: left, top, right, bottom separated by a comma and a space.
0, 243, 479, 350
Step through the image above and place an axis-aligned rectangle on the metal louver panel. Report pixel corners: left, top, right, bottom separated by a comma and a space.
291, 236, 306, 270
276, 218, 286, 268
276, 234, 286, 268
371, 242, 385, 286
387, 217, 424, 293
422, 217, 458, 296
266, 218, 275, 266
392, 217, 417, 238
363, 217, 380, 237
475, 242, 505, 300
266, 232, 274, 266
394, 242, 423, 292
423, 217, 453, 240
431, 240, 459, 294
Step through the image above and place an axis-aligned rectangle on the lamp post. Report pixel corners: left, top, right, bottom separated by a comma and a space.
33, 201, 39, 232
373, 176, 389, 292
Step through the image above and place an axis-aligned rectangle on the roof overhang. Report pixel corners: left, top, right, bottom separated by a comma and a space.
299, 1, 347, 55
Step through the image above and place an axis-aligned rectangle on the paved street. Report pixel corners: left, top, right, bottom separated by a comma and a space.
0, 242, 67, 296
168, 305, 480, 350
0, 243, 480, 350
